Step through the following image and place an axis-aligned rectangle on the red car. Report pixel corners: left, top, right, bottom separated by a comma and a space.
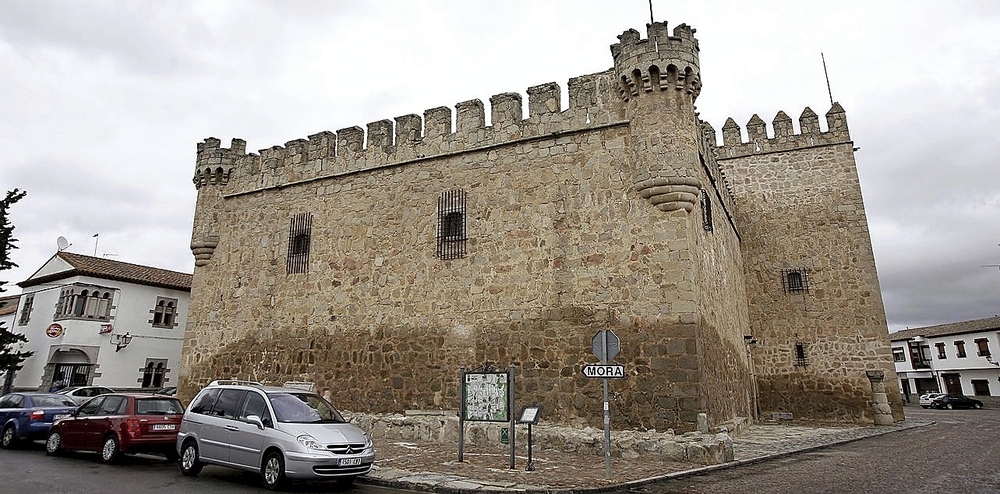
45, 393, 184, 462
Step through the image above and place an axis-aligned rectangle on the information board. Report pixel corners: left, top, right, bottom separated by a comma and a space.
463, 371, 509, 422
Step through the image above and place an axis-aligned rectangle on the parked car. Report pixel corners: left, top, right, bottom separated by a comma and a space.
918, 392, 943, 408
45, 393, 185, 462
57, 386, 115, 405
0, 393, 78, 448
177, 380, 375, 490
931, 394, 984, 410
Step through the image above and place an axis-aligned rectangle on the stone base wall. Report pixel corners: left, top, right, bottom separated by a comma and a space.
347, 410, 737, 466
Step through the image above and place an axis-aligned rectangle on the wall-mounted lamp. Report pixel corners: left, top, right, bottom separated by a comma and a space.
986, 355, 1000, 368
112, 332, 133, 352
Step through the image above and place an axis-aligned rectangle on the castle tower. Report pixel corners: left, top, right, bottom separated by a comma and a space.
611, 22, 703, 212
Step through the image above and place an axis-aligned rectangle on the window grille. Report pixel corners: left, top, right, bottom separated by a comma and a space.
794, 342, 809, 366
436, 189, 467, 260
782, 268, 809, 293
701, 189, 713, 232
287, 213, 313, 274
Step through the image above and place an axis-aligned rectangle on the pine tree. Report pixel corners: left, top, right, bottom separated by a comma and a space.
1, 188, 33, 394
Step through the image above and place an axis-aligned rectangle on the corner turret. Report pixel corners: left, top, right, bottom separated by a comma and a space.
610, 22, 701, 103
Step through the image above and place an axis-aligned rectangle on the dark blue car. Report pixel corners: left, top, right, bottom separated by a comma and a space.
0, 392, 79, 448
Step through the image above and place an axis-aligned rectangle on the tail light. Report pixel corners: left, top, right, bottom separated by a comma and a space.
124, 418, 141, 438
29, 410, 45, 422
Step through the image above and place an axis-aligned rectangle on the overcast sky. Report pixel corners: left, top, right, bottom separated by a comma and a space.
1, 1, 998, 332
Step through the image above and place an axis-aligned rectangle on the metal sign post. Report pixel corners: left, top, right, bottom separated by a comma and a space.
591, 329, 621, 480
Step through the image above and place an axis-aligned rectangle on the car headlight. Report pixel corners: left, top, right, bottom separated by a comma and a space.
365, 437, 374, 451
296, 434, 324, 451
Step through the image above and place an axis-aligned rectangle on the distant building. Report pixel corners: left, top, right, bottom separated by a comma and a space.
180, 20, 901, 431
890, 316, 1000, 406
10, 252, 191, 391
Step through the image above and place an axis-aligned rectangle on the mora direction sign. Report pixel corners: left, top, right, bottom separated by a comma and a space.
581, 364, 625, 379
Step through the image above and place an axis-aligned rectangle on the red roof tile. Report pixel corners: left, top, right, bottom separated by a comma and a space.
19, 252, 191, 292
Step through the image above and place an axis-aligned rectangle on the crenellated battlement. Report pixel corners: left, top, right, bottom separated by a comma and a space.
193, 71, 627, 193
708, 103, 851, 160
610, 21, 701, 102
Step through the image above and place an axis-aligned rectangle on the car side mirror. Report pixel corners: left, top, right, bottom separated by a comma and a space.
246, 415, 265, 430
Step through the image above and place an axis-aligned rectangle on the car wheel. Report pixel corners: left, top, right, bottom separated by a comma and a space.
45, 430, 63, 456
261, 451, 287, 491
1, 425, 17, 449
179, 440, 203, 476
945, 403, 954, 410
101, 435, 120, 463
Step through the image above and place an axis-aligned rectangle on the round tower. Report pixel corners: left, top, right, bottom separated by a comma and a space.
190, 137, 243, 267
611, 21, 703, 212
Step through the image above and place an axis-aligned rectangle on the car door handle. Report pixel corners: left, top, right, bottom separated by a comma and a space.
224, 425, 240, 432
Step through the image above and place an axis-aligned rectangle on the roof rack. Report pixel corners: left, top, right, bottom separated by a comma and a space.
207, 379, 262, 387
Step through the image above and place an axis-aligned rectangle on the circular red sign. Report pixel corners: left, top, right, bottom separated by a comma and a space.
45, 323, 64, 338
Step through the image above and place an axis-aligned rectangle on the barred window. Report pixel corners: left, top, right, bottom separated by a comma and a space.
287, 213, 313, 274
782, 268, 809, 293
436, 189, 467, 260
794, 342, 809, 366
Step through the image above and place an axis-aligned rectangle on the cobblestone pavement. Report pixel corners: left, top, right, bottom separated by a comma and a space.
358, 419, 933, 493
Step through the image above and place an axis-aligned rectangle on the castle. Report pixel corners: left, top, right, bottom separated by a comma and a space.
180, 20, 903, 431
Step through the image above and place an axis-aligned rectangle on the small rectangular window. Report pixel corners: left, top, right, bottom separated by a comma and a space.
975, 338, 990, 357
892, 347, 905, 362
436, 189, 467, 260
955, 341, 967, 358
782, 268, 809, 293
286, 213, 313, 274
935, 342, 946, 359
17, 294, 33, 325
972, 379, 991, 396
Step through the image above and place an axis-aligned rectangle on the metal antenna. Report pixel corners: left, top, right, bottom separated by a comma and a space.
649, 0, 654, 25
822, 53, 834, 106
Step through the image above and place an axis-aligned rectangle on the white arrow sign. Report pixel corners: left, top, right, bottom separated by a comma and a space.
581, 364, 625, 378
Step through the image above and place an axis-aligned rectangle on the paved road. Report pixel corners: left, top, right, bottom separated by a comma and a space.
631, 407, 1000, 494
0, 442, 410, 494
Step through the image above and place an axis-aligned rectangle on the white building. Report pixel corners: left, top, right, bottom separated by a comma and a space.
9, 252, 191, 391
890, 316, 1000, 407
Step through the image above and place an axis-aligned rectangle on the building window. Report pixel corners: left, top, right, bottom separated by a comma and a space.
972, 379, 991, 396
17, 294, 33, 325
892, 347, 905, 362
955, 341, 967, 358
935, 342, 946, 359
436, 189, 467, 260
286, 212, 313, 274
975, 338, 990, 357
701, 189, 713, 232
150, 297, 178, 328
794, 342, 809, 366
54, 285, 114, 321
140, 359, 168, 388
782, 268, 809, 293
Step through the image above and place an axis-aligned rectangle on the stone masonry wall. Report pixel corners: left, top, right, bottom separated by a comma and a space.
715, 105, 904, 423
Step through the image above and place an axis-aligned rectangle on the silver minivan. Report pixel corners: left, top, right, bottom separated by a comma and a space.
176, 380, 375, 490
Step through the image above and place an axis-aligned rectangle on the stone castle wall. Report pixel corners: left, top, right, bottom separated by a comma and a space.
714, 106, 904, 422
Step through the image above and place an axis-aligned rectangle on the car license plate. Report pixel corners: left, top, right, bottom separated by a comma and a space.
53, 414, 67, 420
152, 424, 176, 431
339, 457, 362, 467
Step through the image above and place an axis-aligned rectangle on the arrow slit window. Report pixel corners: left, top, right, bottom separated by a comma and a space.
436, 189, 467, 260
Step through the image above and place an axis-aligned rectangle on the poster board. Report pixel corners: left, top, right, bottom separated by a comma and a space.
462, 371, 509, 422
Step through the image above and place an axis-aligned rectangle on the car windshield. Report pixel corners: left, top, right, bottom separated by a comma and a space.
34, 396, 77, 407
268, 392, 346, 424
136, 398, 185, 415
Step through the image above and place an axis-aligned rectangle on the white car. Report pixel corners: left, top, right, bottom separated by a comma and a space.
918, 393, 943, 408
56, 386, 115, 405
